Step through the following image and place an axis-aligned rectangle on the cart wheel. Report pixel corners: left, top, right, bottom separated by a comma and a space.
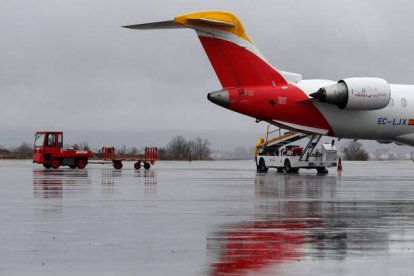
144, 162, 151, 170
113, 161, 123, 170
43, 163, 51, 169
77, 159, 87, 169
69, 165, 76, 169
51, 159, 61, 169
134, 162, 141, 170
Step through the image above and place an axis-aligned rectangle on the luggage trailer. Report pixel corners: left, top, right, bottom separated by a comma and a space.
91, 147, 158, 170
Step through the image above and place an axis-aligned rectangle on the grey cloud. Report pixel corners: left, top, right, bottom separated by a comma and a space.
0, 0, 413, 150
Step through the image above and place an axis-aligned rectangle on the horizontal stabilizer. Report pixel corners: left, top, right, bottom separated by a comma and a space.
123, 20, 184, 30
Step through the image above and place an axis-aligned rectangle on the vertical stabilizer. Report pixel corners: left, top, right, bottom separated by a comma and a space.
124, 10, 302, 88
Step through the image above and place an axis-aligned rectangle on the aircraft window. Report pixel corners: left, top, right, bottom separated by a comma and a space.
388, 98, 394, 107
401, 98, 407, 107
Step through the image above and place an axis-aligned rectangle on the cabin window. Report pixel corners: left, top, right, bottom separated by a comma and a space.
46, 134, 56, 147
388, 98, 394, 107
34, 133, 45, 147
401, 98, 407, 107
57, 134, 63, 147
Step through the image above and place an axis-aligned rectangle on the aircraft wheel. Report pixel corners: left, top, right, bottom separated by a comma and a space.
51, 159, 61, 169
134, 162, 141, 170
144, 162, 151, 170
77, 159, 87, 169
43, 163, 51, 169
113, 161, 123, 170
257, 158, 268, 173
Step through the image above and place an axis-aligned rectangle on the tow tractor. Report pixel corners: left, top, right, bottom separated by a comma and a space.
33, 131, 93, 169
256, 126, 338, 174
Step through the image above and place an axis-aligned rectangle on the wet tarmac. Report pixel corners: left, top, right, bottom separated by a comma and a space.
1, 160, 414, 275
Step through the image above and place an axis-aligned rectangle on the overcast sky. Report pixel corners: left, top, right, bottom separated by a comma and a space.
1, 0, 414, 150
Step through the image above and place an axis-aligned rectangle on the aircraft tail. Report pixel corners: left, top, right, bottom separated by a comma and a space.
124, 11, 301, 88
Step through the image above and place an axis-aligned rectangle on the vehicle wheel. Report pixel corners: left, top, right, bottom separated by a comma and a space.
77, 159, 87, 169
134, 162, 141, 170
113, 161, 123, 170
69, 165, 76, 169
317, 167, 328, 174
51, 159, 61, 169
43, 163, 51, 169
144, 162, 151, 170
257, 158, 268, 173
284, 159, 292, 173
276, 167, 284, 173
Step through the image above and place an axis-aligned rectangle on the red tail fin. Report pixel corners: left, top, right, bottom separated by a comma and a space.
124, 10, 302, 88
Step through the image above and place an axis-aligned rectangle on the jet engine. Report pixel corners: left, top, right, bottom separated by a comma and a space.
310, 78, 391, 110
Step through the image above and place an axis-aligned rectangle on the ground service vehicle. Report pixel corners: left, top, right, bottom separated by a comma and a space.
256, 127, 338, 174
100, 146, 158, 170
33, 131, 93, 169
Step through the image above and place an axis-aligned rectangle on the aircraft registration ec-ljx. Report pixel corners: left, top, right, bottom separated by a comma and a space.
124, 10, 414, 146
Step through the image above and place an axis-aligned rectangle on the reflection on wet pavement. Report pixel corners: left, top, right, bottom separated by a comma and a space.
0, 160, 414, 275
208, 169, 414, 275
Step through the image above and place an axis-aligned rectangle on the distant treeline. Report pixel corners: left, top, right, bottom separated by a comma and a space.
0, 136, 212, 161
0, 143, 33, 159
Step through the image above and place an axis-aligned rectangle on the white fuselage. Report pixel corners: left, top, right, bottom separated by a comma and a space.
295, 80, 414, 145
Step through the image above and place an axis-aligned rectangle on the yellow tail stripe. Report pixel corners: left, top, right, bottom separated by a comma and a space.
175, 11, 253, 44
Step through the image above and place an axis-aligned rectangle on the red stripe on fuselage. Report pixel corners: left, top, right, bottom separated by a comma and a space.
228, 85, 334, 136
198, 36, 287, 87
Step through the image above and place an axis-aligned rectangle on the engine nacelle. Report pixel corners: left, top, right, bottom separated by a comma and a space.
310, 78, 391, 110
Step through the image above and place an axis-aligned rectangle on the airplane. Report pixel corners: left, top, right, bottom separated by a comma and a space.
123, 10, 414, 147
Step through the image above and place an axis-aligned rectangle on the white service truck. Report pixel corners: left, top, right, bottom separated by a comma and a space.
256, 129, 338, 174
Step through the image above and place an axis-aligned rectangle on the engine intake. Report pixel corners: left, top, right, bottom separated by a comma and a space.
310, 78, 391, 110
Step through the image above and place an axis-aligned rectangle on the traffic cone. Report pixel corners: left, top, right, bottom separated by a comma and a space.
337, 157, 342, 171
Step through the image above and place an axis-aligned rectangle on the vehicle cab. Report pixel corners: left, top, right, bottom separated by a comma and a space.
33, 131, 92, 169
33, 131, 63, 165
